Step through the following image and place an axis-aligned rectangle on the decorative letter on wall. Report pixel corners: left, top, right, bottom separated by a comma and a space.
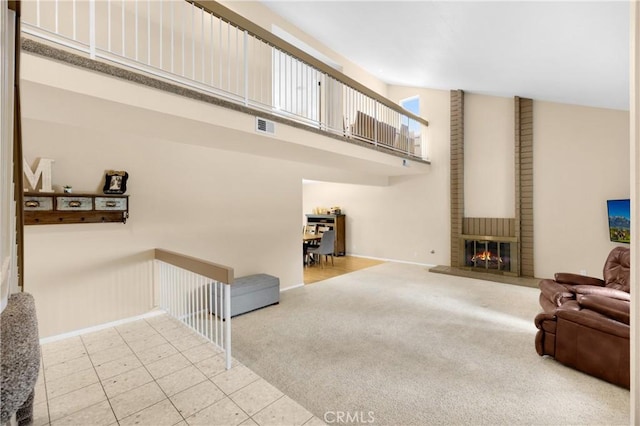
23, 158, 55, 193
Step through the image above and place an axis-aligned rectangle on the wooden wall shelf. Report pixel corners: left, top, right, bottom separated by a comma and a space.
24, 192, 129, 225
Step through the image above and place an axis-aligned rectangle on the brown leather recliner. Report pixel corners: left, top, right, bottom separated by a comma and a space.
534, 246, 630, 388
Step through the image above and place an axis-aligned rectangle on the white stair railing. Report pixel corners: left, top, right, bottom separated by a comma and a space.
154, 248, 234, 369
20, 0, 428, 159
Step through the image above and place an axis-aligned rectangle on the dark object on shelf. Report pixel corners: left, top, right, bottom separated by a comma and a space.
23, 192, 129, 225
534, 246, 630, 388
103, 170, 128, 194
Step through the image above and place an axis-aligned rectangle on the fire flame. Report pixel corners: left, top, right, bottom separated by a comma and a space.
472, 251, 503, 263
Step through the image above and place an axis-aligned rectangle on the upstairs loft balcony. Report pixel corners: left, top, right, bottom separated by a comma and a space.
19, 0, 430, 165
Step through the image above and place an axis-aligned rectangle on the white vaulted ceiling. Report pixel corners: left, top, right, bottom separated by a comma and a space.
261, 1, 630, 110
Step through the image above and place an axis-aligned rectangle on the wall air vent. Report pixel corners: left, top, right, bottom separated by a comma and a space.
255, 117, 275, 135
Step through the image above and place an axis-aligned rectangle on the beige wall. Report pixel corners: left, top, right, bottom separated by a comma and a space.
534, 101, 629, 279
464, 94, 515, 218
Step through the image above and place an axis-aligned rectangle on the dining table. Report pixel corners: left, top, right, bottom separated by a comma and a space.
303, 233, 322, 243
303, 233, 322, 265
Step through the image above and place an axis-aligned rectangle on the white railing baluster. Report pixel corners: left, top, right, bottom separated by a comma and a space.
181, 2, 185, 76
72, 0, 77, 40
172, 266, 177, 318
147, 0, 151, 66
54, 0, 59, 34
218, 17, 222, 89
121, 0, 125, 56
209, 13, 214, 86
159, 1, 163, 69
89, 0, 95, 59
191, 270, 196, 328
191, 2, 195, 80
107, 0, 111, 53
226, 22, 230, 92
218, 282, 223, 347
169, 265, 174, 316
184, 269, 190, 326
134, 0, 138, 61
203, 279, 208, 337
243, 30, 248, 105
170, 1, 174, 73
224, 283, 231, 369
197, 278, 202, 335
158, 262, 162, 309
182, 269, 187, 323
206, 279, 212, 341
201, 7, 205, 83
235, 26, 239, 95
214, 278, 218, 345
182, 269, 187, 325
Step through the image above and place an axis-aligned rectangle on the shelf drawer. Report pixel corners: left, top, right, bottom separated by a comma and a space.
24, 196, 53, 211
95, 197, 128, 211
56, 197, 93, 211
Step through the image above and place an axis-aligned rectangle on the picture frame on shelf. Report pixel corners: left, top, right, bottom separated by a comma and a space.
103, 170, 129, 194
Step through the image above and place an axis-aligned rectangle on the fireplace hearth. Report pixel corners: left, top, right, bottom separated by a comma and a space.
460, 235, 518, 275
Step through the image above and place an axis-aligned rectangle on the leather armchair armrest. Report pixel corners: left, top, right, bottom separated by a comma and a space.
539, 279, 573, 306
535, 300, 580, 328
573, 285, 630, 301
556, 307, 630, 339
577, 294, 630, 325
534, 311, 556, 329
554, 273, 605, 287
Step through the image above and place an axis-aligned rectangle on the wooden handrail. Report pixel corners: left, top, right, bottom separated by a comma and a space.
154, 249, 234, 284
190, 0, 429, 127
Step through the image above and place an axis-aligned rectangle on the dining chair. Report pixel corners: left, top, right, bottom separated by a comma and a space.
308, 230, 335, 268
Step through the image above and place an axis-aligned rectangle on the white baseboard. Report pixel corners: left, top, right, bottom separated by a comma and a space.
280, 283, 304, 292
348, 253, 436, 268
39, 309, 166, 344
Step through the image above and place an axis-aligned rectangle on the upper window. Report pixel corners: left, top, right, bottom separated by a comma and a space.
400, 96, 420, 136
401, 96, 419, 115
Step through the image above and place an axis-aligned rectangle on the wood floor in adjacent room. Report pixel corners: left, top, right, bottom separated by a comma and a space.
303, 255, 384, 284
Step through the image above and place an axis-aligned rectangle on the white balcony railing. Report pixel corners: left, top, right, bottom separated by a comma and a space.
20, 0, 429, 159
154, 249, 234, 369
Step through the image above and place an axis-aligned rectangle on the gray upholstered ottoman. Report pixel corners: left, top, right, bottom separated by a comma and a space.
216, 274, 280, 317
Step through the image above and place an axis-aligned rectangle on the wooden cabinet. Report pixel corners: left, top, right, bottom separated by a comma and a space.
24, 193, 129, 225
306, 214, 346, 256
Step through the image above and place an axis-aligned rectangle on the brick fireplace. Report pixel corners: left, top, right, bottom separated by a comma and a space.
447, 91, 533, 278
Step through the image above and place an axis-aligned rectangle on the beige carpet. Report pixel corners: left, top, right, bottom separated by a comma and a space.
231, 262, 629, 425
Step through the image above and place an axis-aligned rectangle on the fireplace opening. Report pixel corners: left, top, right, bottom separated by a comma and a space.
464, 240, 512, 273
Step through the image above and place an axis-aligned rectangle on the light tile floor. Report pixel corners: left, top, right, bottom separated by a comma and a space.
34, 314, 325, 426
